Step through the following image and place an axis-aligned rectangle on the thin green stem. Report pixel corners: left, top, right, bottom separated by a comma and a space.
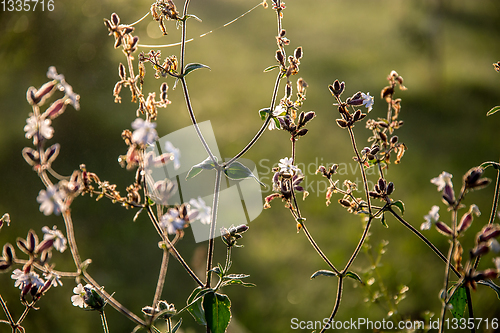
319, 277, 343, 333
205, 168, 222, 288
388, 207, 460, 277
301, 223, 340, 275
0, 295, 14, 327
83, 272, 145, 327
148, 249, 170, 327
99, 311, 109, 333
343, 218, 373, 273
145, 205, 203, 287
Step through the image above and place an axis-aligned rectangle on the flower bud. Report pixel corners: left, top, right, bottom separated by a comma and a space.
336, 119, 348, 128
339, 199, 351, 208
295, 128, 308, 137
435, 221, 453, 237
44, 98, 67, 119
294, 46, 303, 60
390, 136, 398, 144
119, 63, 126, 80
386, 182, 394, 195
111, 12, 120, 26
378, 178, 386, 193
470, 243, 489, 257
275, 50, 285, 66
36, 239, 54, 253
44, 144, 60, 165
478, 224, 500, 243
3, 243, 15, 263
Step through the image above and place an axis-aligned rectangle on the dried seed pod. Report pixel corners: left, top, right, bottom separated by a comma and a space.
2, 243, 15, 263
339, 199, 351, 208
119, 63, 126, 80
386, 182, 394, 195
295, 128, 308, 137
336, 119, 348, 128
353, 109, 362, 122
111, 12, 120, 26
390, 136, 398, 144
294, 46, 302, 60
43, 144, 60, 165
44, 98, 67, 119
275, 50, 285, 66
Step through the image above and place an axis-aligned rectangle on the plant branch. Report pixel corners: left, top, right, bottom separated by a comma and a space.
320, 276, 343, 333
205, 168, 222, 288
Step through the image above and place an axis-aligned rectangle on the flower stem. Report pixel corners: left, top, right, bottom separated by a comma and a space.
148, 249, 170, 327
320, 276, 343, 333
205, 168, 222, 288
100, 311, 109, 333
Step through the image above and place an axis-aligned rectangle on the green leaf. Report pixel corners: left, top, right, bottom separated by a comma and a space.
263, 65, 279, 72
344, 271, 363, 283
224, 161, 265, 186
183, 63, 211, 77
221, 279, 256, 288
480, 161, 500, 170
224, 274, 250, 280
147, 197, 155, 206
185, 287, 210, 325
310, 270, 338, 279
171, 318, 182, 333
186, 156, 217, 180
203, 292, 231, 333
487, 105, 500, 116
259, 108, 270, 120
185, 14, 202, 22
477, 280, 500, 300
380, 213, 388, 228
391, 200, 405, 215
448, 286, 467, 319
272, 116, 281, 129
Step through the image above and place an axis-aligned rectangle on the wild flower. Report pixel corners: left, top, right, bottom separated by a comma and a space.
421, 205, 440, 230
24, 114, 54, 144
36, 186, 66, 216
42, 225, 67, 253
431, 171, 453, 191
131, 118, 158, 145
71, 283, 91, 308
11, 269, 44, 290
189, 197, 211, 225
164, 141, 180, 170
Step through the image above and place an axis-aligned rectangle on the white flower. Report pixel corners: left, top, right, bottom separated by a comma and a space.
361, 92, 374, 112
189, 197, 212, 225
131, 118, 158, 145
160, 209, 186, 235
268, 119, 278, 131
71, 283, 91, 308
278, 157, 300, 175
47, 66, 80, 110
490, 240, 500, 254
42, 225, 67, 253
421, 205, 440, 230
431, 171, 453, 191
37, 186, 66, 216
469, 204, 481, 217
164, 141, 181, 170
11, 269, 45, 290
272, 104, 286, 116
43, 272, 63, 287
24, 115, 54, 141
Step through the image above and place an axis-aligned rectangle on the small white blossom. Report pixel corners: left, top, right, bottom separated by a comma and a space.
160, 209, 186, 235
24, 115, 54, 142
361, 92, 374, 112
37, 186, 66, 216
278, 157, 300, 175
71, 283, 91, 308
490, 239, 500, 254
131, 118, 158, 145
11, 269, 45, 290
164, 141, 181, 170
43, 272, 63, 287
421, 205, 440, 230
42, 225, 67, 253
469, 204, 481, 217
431, 171, 453, 191
189, 197, 212, 225
272, 104, 286, 117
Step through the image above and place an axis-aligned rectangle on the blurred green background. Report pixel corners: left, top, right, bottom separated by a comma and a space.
1, 0, 500, 332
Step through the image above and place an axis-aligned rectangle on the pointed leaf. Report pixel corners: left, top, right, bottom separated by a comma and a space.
477, 280, 500, 300
487, 105, 500, 116
171, 318, 182, 333
224, 274, 250, 280
448, 285, 467, 319
263, 65, 279, 72
183, 63, 211, 77
221, 279, 256, 288
186, 156, 217, 180
391, 200, 405, 215
259, 108, 270, 120
185, 287, 210, 325
344, 271, 362, 283
203, 292, 231, 333
380, 213, 389, 228
480, 161, 500, 170
185, 14, 202, 22
224, 161, 265, 186
310, 270, 338, 279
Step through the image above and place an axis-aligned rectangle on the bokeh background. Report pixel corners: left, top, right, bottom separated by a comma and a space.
1, 0, 500, 332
